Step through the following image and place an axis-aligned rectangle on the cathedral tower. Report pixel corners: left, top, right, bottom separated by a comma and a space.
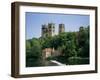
59, 24, 65, 34
48, 23, 55, 37
42, 24, 48, 37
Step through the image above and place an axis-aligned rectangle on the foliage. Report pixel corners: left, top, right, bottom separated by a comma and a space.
26, 26, 90, 66
68, 57, 89, 65
78, 26, 89, 57
26, 38, 43, 67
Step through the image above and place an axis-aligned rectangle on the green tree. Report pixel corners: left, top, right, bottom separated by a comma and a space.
63, 32, 77, 58
41, 36, 53, 49
26, 38, 43, 67
26, 40, 31, 50
78, 26, 89, 57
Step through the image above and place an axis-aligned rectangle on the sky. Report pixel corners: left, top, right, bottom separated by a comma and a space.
25, 12, 89, 39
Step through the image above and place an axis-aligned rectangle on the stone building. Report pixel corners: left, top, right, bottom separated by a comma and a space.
48, 23, 55, 37
41, 23, 55, 37
41, 24, 48, 38
59, 24, 65, 34
41, 23, 65, 59
41, 23, 65, 38
42, 48, 61, 59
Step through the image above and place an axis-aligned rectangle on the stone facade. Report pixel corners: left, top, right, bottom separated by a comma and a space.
59, 24, 65, 34
41, 23, 65, 59
41, 23, 55, 37
42, 48, 62, 59
41, 23, 65, 37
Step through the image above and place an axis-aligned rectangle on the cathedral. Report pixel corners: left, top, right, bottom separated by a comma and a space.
41, 23, 65, 37
41, 23, 65, 59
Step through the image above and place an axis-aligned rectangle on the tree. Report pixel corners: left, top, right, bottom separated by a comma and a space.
64, 34, 77, 58
41, 36, 53, 49
26, 40, 31, 50
26, 38, 43, 67
26, 26, 90, 66
78, 26, 89, 57
51, 35, 60, 49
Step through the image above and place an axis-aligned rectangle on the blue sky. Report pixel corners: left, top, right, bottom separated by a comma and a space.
26, 12, 89, 39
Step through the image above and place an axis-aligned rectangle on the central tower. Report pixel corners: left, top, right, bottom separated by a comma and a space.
59, 24, 65, 34
41, 23, 55, 37
48, 23, 55, 37
42, 24, 48, 37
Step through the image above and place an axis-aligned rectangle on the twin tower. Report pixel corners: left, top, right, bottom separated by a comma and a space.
42, 23, 65, 37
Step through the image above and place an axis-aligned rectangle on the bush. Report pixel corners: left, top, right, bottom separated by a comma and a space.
68, 57, 89, 65
26, 56, 44, 67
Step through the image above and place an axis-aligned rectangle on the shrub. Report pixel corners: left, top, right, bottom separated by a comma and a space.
68, 57, 89, 65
